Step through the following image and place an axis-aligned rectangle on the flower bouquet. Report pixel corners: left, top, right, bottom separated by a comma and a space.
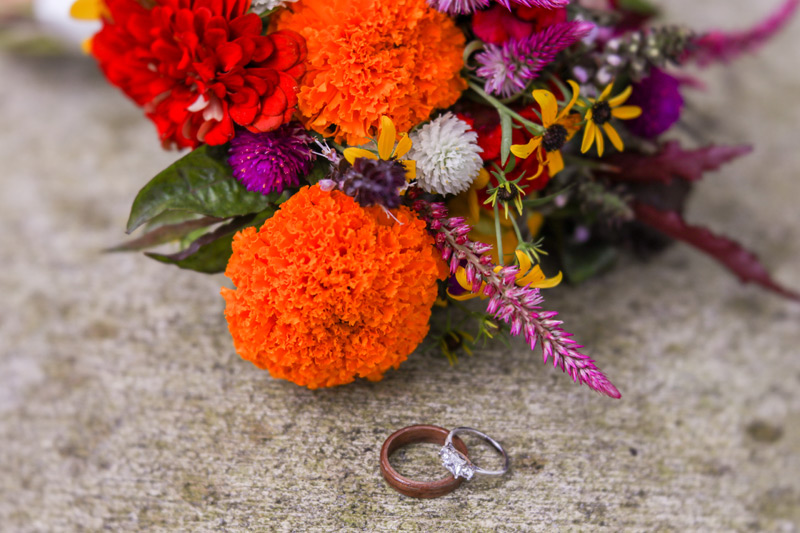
73, 0, 799, 397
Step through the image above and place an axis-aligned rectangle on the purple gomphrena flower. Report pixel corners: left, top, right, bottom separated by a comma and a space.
426, 0, 490, 16
340, 158, 407, 209
476, 21, 594, 97
626, 68, 684, 139
228, 122, 315, 195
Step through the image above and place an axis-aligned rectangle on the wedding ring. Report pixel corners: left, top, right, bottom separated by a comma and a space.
380, 425, 470, 498
440, 427, 509, 480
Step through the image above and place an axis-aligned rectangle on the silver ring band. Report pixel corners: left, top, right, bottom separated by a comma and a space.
440, 427, 509, 480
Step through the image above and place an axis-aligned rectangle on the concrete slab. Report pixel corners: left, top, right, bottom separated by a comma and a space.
1, 1, 798, 531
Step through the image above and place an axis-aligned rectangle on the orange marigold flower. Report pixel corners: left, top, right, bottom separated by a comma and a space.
271, 0, 467, 145
221, 185, 447, 389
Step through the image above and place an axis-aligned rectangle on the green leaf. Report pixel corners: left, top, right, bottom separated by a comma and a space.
303, 157, 331, 186
146, 233, 236, 274
145, 209, 274, 274
126, 145, 276, 234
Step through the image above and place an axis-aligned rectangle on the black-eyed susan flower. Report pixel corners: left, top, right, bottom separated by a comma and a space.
440, 330, 475, 365
580, 83, 642, 157
343, 116, 416, 181
447, 250, 562, 301
510, 80, 582, 178
485, 180, 526, 218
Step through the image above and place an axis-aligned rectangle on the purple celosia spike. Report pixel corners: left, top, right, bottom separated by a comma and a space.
688, 0, 799, 66
476, 21, 595, 97
228, 123, 315, 195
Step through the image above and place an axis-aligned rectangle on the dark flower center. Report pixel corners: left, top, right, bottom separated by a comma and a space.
445, 331, 464, 351
591, 101, 612, 125
542, 124, 568, 153
496, 186, 519, 203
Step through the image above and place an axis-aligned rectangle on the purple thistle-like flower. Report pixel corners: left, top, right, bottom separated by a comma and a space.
340, 158, 406, 209
476, 21, 595, 97
413, 199, 621, 398
228, 122, 315, 195
626, 68, 684, 139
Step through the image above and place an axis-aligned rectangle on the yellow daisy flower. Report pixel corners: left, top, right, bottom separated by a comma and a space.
580, 82, 642, 157
447, 249, 562, 301
510, 80, 582, 179
343, 116, 416, 181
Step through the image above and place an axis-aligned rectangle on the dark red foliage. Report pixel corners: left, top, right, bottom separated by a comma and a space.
633, 203, 799, 301
603, 141, 753, 184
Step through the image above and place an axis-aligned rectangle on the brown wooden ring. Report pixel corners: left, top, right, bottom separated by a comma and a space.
380, 424, 469, 498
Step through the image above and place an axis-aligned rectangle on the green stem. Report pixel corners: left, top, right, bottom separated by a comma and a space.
469, 82, 545, 134
494, 202, 504, 266
510, 216, 525, 248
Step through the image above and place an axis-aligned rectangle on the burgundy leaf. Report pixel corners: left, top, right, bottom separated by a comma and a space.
146, 214, 257, 263
633, 202, 799, 301
603, 141, 753, 184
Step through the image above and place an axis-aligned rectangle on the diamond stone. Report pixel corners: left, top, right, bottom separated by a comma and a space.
439, 443, 475, 480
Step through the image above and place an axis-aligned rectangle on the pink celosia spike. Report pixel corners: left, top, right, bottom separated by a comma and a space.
689, 0, 799, 66
414, 200, 621, 398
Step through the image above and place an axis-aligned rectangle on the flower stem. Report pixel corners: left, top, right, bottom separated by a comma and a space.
494, 202, 504, 266
468, 82, 545, 135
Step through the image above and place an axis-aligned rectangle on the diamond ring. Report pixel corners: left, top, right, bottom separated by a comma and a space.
440, 427, 509, 480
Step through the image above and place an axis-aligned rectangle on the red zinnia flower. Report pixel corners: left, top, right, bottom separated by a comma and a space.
91, 0, 307, 148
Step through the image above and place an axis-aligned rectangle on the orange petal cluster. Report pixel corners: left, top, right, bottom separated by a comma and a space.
221, 185, 447, 388
271, 0, 467, 145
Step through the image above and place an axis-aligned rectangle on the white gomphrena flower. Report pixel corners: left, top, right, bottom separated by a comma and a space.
409, 113, 484, 196
250, 0, 298, 14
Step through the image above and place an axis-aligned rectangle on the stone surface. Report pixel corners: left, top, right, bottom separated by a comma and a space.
1, 1, 799, 531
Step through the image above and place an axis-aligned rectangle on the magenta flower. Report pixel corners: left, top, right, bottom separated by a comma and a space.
476, 21, 594, 97
228, 123, 315, 195
626, 68, 684, 138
